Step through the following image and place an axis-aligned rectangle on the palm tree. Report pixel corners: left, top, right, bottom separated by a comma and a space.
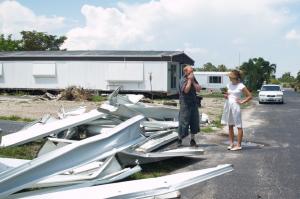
239, 57, 276, 91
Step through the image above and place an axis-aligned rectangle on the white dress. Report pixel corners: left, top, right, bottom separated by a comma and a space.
221, 82, 245, 128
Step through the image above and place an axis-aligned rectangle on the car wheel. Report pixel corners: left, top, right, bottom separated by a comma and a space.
259, 101, 262, 104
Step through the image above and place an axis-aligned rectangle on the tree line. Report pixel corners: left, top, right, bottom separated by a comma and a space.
0, 31, 66, 51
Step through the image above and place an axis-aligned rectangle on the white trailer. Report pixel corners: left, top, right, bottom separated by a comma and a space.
194, 71, 230, 90
0, 51, 194, 95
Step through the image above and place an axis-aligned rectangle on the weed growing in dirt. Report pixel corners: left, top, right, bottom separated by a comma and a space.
0, 115, 34, 122
0, 141, 44, 159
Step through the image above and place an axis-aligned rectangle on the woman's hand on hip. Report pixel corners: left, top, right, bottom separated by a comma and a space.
236, 99, 244, 104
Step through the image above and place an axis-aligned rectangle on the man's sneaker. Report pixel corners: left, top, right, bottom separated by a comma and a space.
190, 139, 197, 147
177, 139, 182, 147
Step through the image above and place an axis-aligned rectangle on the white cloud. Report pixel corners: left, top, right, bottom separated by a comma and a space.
64, 0, 294, 51
0, 0, 65, 37
285, 29, 300, 40
62, 0, 300, 76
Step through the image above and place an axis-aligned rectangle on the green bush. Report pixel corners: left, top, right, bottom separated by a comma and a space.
270, 78, 280, 84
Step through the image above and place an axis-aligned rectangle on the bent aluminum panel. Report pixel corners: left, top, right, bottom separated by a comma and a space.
32, 156, 122, 188
99, 104, 141, 120
0, 109, 105, 148
37, 140, 70, 157
0, 158, 30, 174
135, 132, 178, 153
0, 115, 145, 198
9, 164, 233, 199
117, 147, 204, 166
141, 121, 178, 131
9, 165, 142, 199
126, 103, 179, 121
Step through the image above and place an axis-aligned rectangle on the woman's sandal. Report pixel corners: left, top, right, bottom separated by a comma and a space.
230, 146, 242, 151
227, 145, 234, 150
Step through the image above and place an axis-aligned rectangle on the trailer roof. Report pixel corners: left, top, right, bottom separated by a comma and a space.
0, 50, 194, 64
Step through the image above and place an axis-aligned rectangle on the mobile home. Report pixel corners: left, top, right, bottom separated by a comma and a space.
194, 71, 230, 90
0, 51, 194, 95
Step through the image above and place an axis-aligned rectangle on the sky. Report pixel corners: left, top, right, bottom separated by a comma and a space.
1, 0, 300, 77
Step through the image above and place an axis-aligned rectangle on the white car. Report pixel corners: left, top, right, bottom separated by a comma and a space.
258, 84, 284, 104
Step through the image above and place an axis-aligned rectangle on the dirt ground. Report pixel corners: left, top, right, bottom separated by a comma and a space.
0, 95, 225, 122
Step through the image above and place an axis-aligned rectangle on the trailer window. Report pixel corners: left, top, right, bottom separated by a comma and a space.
209, 76, 222, 84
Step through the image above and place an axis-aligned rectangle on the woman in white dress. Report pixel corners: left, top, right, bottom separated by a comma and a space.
221, 70, 252, 151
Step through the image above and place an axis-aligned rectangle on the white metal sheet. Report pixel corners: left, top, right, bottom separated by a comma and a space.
9, 164, 233, 199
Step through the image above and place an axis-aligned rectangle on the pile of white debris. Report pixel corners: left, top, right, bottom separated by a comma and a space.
0, 87, 233, 199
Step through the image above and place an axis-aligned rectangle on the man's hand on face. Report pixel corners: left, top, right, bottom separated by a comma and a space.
187, 72, 194, 81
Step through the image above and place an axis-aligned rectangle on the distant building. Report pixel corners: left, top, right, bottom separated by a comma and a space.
0, 50, 194, 95
194, 71, 230, 90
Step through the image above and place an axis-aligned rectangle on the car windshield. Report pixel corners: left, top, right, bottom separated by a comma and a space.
261, 86, 280, 91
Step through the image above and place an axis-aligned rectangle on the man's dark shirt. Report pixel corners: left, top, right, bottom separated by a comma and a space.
179, 75, 198, 104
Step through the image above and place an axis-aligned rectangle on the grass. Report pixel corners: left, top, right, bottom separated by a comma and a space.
201, 127, 214, 133
128, 157, 200, 180
211, 117, 223, 129
0, 141, 44, 159
90, 95, 107, 102
0, 115, 34, 122
11, 91, 28, 96
199, 92, 224, 98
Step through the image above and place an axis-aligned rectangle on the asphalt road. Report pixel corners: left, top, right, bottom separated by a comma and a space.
0, 120, 27, 135
180, 89, 300, 199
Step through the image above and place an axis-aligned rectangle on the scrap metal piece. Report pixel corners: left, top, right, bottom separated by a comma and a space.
0, 109, 105, 148
104, 88, 179, 121
117, 130, 204, 166
140, 121, 178, 131
117, 147, 204, 166
0, 158, 30, 174
37, 139, 72, 157
32, 156, 128, 188
57, 106, 86, 119
135, 131, 178, 153
8, 164, 233, 199
99, 104, 141, 120
0, 157, 142, 189
0, 115, 145, 198
108, 86, 143, 105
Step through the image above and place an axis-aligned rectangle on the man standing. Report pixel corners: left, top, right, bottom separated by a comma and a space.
178, 65, 201, 147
